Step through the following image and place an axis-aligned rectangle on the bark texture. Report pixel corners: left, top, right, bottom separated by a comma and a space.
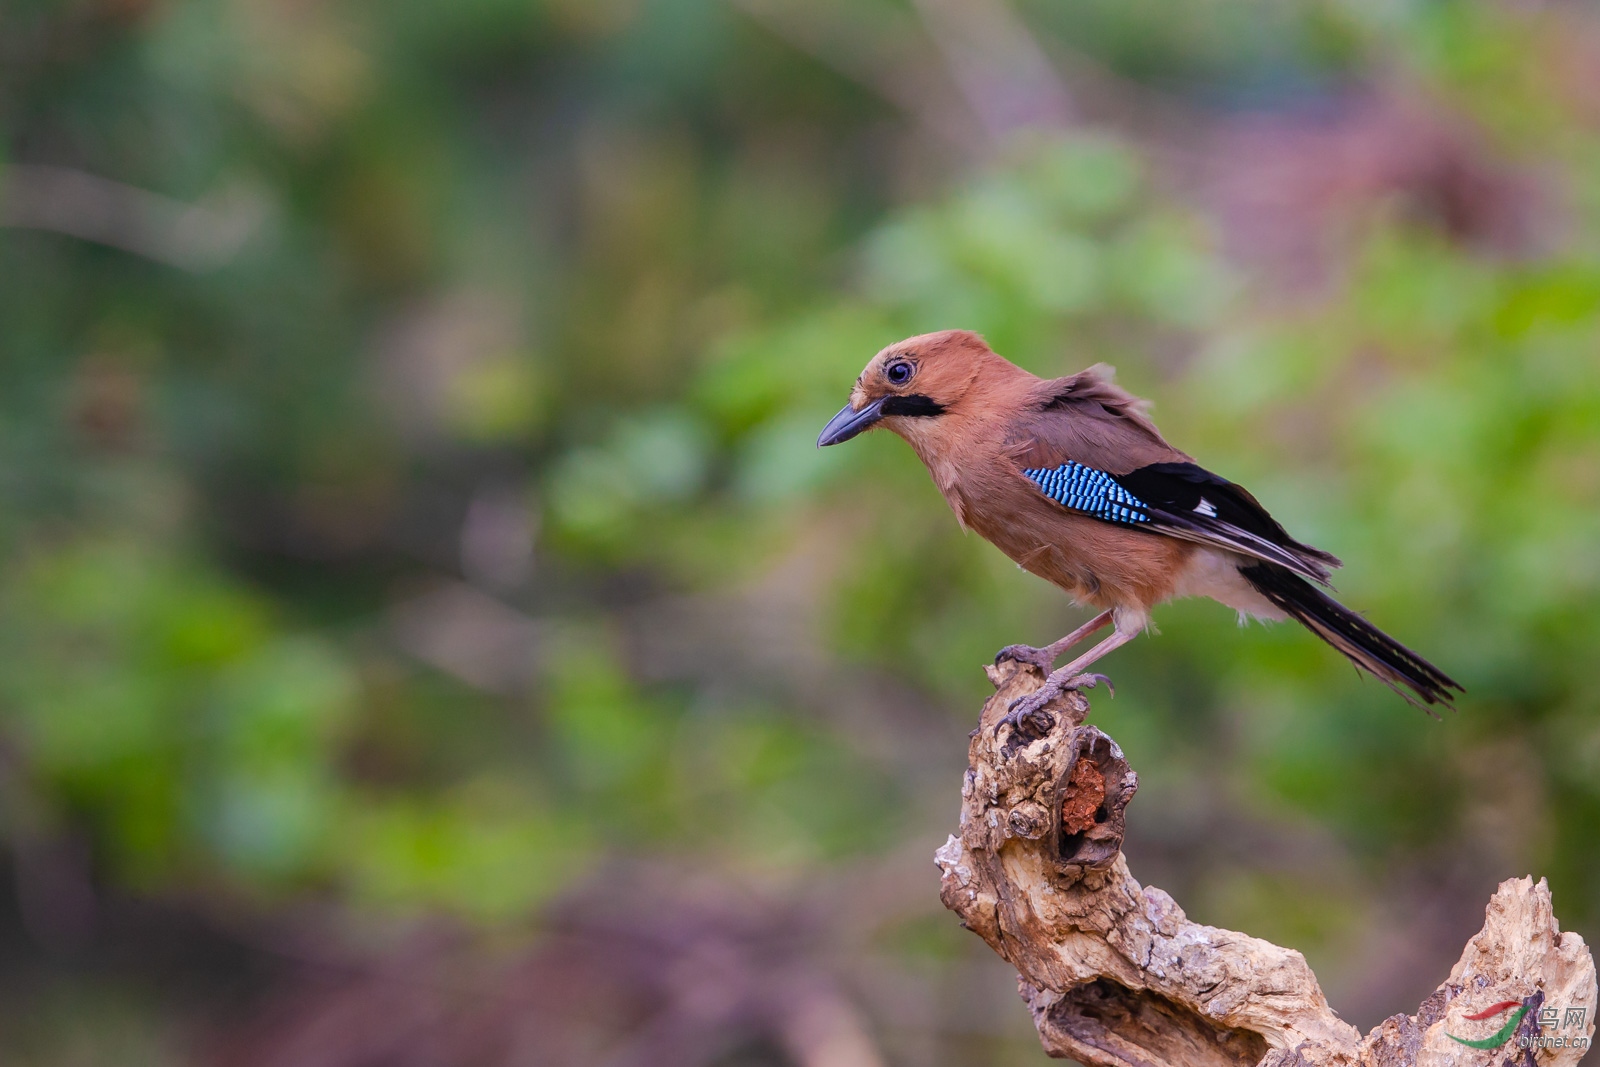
936, 660, 1597, 1067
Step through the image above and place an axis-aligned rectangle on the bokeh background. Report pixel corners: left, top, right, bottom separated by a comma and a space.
3, 0, 1599, 1063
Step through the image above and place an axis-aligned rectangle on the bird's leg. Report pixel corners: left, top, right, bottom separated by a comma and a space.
995, 609, 1113, 675
995, 625, 1139, 740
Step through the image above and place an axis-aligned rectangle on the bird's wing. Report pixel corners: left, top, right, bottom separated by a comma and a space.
1007, 372, 1342, 584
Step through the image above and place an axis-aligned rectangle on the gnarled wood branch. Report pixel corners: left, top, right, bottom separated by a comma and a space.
936, 661, 1597, 1067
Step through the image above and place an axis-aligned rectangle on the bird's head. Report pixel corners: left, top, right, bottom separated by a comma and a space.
816, 329, 996, 447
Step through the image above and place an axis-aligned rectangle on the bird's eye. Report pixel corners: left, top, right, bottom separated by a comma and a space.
885, 360, 914, 385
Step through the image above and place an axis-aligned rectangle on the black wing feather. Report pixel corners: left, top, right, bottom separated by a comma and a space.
1113, 462, 1341, 584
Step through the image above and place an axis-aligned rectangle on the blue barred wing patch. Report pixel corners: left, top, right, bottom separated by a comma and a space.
1023, 462, 1150, 525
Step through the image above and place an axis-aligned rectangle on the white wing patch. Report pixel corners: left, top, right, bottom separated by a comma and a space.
1194, 497, 1218, 517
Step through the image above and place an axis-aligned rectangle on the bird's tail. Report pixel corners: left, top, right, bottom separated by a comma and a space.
1239, 562, 1463, 711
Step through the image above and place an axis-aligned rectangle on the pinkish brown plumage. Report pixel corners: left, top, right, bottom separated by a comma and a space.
818, 329, 1460, 737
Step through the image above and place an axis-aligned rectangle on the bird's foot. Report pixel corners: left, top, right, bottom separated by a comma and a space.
994, 643, 1058, 675
993, 672, 1114, 742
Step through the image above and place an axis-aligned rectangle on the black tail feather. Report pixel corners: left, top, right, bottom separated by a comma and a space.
1239, 562, 1462, 711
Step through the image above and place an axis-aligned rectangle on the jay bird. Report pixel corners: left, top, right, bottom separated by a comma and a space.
817, 329, 1461, 737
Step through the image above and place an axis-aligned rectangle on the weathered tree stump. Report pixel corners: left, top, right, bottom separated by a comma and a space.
936, 660, 1598, 1067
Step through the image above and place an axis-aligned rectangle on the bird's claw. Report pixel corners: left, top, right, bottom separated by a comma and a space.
994, 643, 1057, 675
993, 672, 1115, 741
1067, 672, 1114, 697
995, 696, 1056, 741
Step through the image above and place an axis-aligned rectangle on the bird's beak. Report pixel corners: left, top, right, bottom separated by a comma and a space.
817, 397, 886, 447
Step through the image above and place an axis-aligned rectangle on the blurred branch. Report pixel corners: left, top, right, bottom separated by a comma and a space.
731, 0, 1076, 150
938, 662, 1599, 1066
727, 0, 1203, 177
389, 580, 543, 694
729, 0, 987, 152
906, 0, 1072, 138
0, 164, 267, 270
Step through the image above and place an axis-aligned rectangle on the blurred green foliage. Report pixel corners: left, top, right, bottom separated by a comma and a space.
2, 0, 1600, 1060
